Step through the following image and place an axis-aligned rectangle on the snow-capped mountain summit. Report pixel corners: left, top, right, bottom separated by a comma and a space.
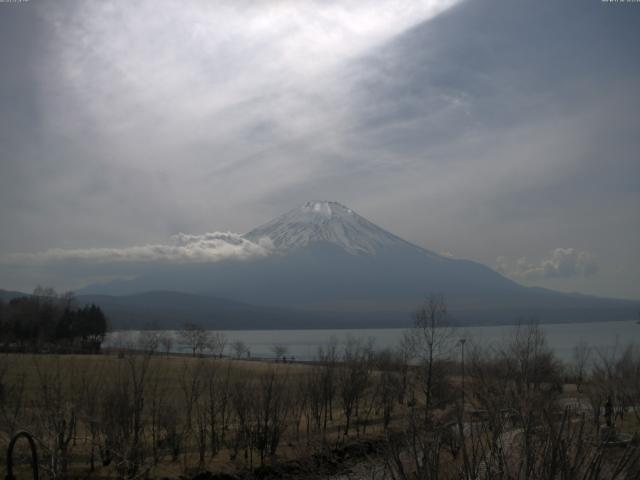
244, 201, 415, 255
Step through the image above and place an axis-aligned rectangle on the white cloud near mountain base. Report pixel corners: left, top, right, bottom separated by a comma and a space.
496, 248, 598, 280
3, 233, 273, 265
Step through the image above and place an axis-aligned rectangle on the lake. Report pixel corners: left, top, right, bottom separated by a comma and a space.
106, 320, 640, 362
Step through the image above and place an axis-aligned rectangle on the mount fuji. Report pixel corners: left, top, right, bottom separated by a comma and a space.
244, 201, 416, 255
79, 201, 638, 329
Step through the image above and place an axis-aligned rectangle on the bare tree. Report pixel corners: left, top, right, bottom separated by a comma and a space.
32, 357, 78, 477
338, 336, 370, 437
254, 367, 292, 465
271, 344, 288, 361
588, 342, 640, 429
612, 344, 639, 425
622, 344, 640, 423
77, 361, 105, 472
302, 365, 324, 440
159, 331, 174, 356
498, 322, 564, 477
384, 324, 640, 480
208, 331, 227, 358
137, 329, 161, 354
204, 361, 233, 458
372, 349, 402, 431
0, 356, 26, 441
571, 340, 591, 393
230, 378, 254, 466
504, 321, 561, 396
586, 342, 621, 429
157, 404, 181, 462
232, 340, 248, 359
395, 332, 414, 405
409, 294, 453, 426
317, 338, 338, 431
180, 322, 211, 357
98, 352, 153, 477
288, 373, 309, 442
178, 359, 205, 468
146, 358, 174, 466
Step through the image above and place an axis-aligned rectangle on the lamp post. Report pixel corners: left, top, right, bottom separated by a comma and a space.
459, 338, 469, 477
460, 338, 466, 415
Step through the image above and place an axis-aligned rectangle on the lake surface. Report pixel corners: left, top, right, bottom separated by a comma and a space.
106, 320, 640, 362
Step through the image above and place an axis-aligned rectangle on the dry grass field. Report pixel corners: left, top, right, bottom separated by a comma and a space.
1, 322, 639, 479
0, 350, 396, 479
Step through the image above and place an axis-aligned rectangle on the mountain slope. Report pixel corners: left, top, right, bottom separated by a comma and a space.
2, 288, 406, 330
77, 201, 639, 327
75, 291, 322, 330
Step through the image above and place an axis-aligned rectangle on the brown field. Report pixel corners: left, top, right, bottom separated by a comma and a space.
0, 351, 397, 479
1, 322, 639, 480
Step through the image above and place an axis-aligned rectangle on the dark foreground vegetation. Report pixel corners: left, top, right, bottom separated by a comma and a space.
0, 296, 638, 479
0, 287, 107, 353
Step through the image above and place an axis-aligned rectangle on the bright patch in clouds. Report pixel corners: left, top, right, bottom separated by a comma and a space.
47, 0, 459, 167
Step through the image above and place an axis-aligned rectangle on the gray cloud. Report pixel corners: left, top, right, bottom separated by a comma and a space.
0, 0, 639, 299
496, 248, 598, 281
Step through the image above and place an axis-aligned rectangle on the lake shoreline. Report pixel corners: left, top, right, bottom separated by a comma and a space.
106, 320, 639, 363
109, 317, 639, 332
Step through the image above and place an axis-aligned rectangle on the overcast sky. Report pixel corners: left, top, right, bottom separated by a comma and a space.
0, 0, 639, 299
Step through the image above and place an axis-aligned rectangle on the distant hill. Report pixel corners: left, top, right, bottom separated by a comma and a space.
0, 289, 28, 303
1, 288, 412, 330
73, 291, 393, 330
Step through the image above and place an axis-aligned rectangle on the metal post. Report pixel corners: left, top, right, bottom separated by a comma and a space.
459, 338, 468, 478
460, 338, 466, 414
5, 431, 38, 480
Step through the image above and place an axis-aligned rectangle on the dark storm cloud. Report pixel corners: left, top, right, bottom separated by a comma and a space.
0, 0, 638, 299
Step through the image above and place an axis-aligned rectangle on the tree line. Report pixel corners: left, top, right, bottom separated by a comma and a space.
0, 287, 107, 353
